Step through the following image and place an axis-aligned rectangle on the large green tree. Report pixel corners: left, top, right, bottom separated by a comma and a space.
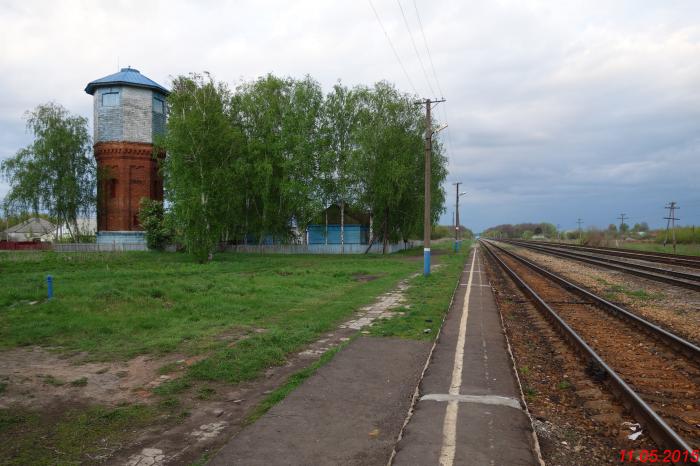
160, 73, 244, 262
233, 74, 324, 243
353, 82, 447, 251
0, 103, 95, 241
318, 82, 363, 247
159, 73, 448, 259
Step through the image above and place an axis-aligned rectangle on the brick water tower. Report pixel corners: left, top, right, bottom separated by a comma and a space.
85, 67, 168, 245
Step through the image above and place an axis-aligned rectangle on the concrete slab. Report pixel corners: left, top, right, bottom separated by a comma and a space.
393, 247, 539, 465
209, 337, 430, 466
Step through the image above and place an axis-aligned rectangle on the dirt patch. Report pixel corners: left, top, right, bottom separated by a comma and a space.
0, 349, 204, 409
353, 273, 381, 282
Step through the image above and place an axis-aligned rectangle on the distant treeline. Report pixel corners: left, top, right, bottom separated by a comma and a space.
481, 221, 699, 245
482, 222, 557, 239
432, 224, 474, 240
652, 226, 699, 244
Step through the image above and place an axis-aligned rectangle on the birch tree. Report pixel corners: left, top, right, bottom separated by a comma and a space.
160, 74, 244, 262
0, 103, 95, 242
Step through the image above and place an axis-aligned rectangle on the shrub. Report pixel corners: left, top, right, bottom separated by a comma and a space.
138, 199, 172, 251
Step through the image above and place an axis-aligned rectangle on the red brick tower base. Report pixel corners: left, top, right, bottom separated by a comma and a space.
95, 142, 164, 231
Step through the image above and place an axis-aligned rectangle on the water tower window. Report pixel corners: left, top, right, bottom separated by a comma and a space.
153, 97, 164, 114
109, 178, 118, 198
102, 92, 120, 107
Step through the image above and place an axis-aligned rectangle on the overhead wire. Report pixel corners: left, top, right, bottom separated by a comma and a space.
410, 0, 455, 174
396, 0, 435, 98
412, 0, 444, 97
368, 0, 419, 96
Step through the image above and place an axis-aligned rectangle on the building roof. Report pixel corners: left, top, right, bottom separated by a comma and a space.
85, 67, 169, 96
3, 217, 55, 235
311, 203, 370, 225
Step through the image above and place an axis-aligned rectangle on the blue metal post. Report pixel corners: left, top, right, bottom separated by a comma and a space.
47, 275, 53, 299
423, 248, 431, 276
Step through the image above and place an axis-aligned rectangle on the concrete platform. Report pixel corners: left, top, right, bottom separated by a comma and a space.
209, 337, 430, 466
393, 246, 540, 465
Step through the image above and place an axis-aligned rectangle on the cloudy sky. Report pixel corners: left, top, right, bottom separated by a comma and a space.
1, 0, 699, 232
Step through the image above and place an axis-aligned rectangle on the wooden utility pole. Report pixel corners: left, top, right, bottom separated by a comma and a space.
453, 182, 461, 250
417, 97, 445, 276
663, 202, 680, 254
617, 213, 627, 237
577, 218, 583, 243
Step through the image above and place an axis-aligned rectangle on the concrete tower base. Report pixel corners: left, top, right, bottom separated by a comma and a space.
96, 231, 146, 246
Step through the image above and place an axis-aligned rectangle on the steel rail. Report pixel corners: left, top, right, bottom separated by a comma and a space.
480, 240, 699, 463
506, 240, 700, 282
484, 240, 700, 360
500, 239, 700, 292
522, 240, 700, 269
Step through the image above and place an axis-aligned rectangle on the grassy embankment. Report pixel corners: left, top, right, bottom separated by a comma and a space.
618, 242, 700, 257
0, 241, 469, 465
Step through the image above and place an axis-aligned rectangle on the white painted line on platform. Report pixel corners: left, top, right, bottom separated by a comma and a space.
421, 393, 522, 410
439, 250, 476, 466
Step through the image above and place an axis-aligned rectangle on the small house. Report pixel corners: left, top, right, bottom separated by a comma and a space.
2, 217, 55, 242
307, 204, 370, 245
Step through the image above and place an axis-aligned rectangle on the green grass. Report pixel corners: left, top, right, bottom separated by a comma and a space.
157, 362, 181, 375
619, 242, 700, 256
369, 241, 470, 339
196, 386, 216, 400
0, 403, 167, 465
70, 377, 88, 387
42, 375, 65, 387
557, 380, 572, 390
0, 246, 468, 463
1, 251, 419, 367
604, 283, 663, 302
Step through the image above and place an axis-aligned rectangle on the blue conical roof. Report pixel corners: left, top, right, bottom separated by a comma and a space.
85, 67, 169, 95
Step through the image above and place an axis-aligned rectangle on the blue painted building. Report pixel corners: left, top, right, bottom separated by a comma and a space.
307, 204, 371, 245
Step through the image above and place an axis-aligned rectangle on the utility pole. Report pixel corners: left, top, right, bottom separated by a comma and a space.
617, 213, 627, 237
663, 202, 680, 254
453, 182, 461, 252
417, 97, 446, 277
577, 218, 583, 243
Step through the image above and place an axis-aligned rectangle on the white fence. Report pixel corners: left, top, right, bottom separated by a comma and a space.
224, 241, 422, 254
53, 242, 147, 252
52, 241, 421, 254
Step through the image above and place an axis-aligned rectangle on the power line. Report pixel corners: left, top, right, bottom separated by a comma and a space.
368, 0, 419, 96
396, 0, 435, 97
412, 0, 444, 97
411, 0, 454, 170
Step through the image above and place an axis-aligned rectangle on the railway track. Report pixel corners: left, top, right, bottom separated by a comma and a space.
481, 239, 700, 464
499, 239, 700, 292
519, 240, 700, 270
